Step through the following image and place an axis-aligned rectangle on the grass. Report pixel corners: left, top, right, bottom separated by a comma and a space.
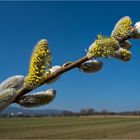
0, 116, 140, 139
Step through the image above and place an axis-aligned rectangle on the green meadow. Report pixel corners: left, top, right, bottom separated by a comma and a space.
0, 116, 140, 139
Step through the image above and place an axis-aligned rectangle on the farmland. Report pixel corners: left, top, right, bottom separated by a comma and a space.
0, 116, 140, 139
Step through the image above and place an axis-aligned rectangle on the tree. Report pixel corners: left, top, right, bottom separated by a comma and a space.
62, 111, 74, 116
102, 109, 108, 118
80, 108, 95, 116
87, 108, 95, 115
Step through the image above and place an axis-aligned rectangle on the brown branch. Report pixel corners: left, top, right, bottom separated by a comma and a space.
14, 55, 89, 102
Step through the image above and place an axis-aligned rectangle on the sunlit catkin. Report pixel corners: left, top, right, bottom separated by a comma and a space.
87, 36, 119, 58
0, 88, 17, 111
24, 39, 52, 89
113, 47, 131, 61
0, 75, 24, 92
130, 22, 140, 39
111, 16, 132, 41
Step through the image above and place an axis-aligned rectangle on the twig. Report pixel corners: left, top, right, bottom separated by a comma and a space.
14, 35, 132, 102
14, 55, 89, 102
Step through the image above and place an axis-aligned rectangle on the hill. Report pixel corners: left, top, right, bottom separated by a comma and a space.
0, 106, 65, 116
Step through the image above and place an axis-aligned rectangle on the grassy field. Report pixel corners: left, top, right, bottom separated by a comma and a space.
1, 116, 140, 139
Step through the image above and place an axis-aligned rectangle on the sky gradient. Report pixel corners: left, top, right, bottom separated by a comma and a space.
0, 1, 140, 112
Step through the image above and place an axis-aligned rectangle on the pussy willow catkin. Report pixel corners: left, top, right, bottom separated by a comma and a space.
114, 47, 131, 61
0, 75, 24, 92
0, 75, 25, 110
111, 16, 132, 41
79, 60, 103, 73
87, 36, 119, 58
0, 88, 16, 111
24, 39, 52, 89
119, 40, 132, 50
16, 89, 56, 108
44, 65, 61, 84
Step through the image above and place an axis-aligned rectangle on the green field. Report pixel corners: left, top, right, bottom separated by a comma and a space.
1, 116, 140, 139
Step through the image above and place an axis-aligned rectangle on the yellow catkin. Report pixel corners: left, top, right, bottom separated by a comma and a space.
114, 48, 131, 61
24, 39, 52, 89
87, 36, 118, 58
111, 16, 132, 41
120, 49, 131, 61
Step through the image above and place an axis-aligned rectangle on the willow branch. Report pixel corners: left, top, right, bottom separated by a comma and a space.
14, 34, 132, 102
14, 55, 89, 102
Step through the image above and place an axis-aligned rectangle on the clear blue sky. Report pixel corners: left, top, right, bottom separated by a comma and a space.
0, 1, 140, 112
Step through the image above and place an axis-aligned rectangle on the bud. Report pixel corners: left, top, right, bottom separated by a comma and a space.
119, 40, 132, 50
79, 59, 103, 73
130, 22, 140, 39
16, 89, 56, 108
45, 65, 61, 84
63, 62, 72, 67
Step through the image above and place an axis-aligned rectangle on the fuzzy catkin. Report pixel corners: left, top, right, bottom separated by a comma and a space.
0, 75, 24, 92
114, 47, 131, 61
111, 16, 132, 41
24, 39, 52, 89
119, 40, 132, 50
44, 65, 61, 84
0, 88, 17, 111
87, 37, 118, 58
16, 89, 56, 108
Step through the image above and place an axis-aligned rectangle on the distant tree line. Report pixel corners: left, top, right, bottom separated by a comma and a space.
1, 108, 140, 118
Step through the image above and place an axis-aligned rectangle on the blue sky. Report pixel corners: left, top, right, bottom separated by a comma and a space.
0, 1, 140, 112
